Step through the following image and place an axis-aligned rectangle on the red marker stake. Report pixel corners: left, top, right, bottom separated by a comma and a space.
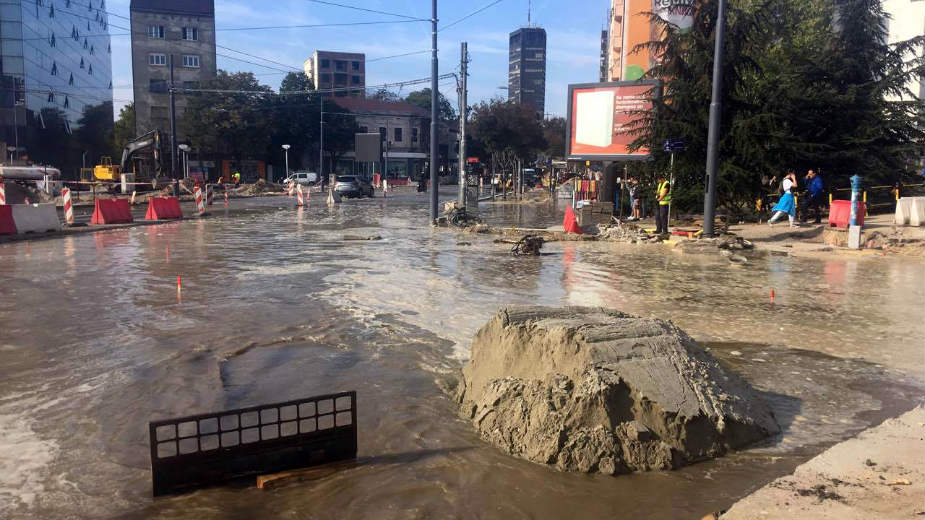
177, 275, 182, 294
770, 289, 775, 305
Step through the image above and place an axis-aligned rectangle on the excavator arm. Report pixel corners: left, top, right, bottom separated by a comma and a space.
120, 129, 164, 175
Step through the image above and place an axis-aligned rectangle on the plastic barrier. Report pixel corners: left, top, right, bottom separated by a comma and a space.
563, 205, 583, 234
91, 198, 134, 225
62, 187, 74, 225
903, 197, 925, 227
144, 197, 183, 220
11, 204, 60, 233
895, 198, 913, 225
0, 205, 16, 235
828, 200, 865, 229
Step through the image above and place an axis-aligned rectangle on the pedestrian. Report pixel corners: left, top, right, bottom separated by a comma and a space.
628, 177, 641, 221
769, 172, 798, 227
233, 170, 241, 187
800, 169, 824, 224
654, 174, 671, 234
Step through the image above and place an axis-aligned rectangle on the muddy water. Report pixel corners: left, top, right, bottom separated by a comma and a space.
0, 192, 921, 519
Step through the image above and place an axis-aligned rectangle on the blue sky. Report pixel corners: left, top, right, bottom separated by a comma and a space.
107, 0, 608, 118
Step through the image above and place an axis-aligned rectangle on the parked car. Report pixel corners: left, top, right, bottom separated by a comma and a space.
283, 171, 318, 186
334, 176, 374, 198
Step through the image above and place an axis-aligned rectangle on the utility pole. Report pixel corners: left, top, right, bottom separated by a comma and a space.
168, 55, 178, 179
429, 0, 439, 223
319, 95, 325, 183
457, 42, 468, 208
703, 0, 727, 237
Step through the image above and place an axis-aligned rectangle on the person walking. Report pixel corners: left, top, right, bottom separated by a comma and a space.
769, 172, 798, 227
800, 169, 824, 224
627, 177, 641, 221
655, 174, 671, 234
232, 170, 242, 187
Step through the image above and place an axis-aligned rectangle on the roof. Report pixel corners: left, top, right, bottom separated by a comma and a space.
130, 0, 214, 16
332, 98, 429, 118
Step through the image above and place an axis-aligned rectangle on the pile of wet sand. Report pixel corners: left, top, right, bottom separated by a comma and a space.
455, 306, 780, 475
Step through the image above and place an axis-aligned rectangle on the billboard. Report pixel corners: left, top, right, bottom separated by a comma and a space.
566, 80, 661, 161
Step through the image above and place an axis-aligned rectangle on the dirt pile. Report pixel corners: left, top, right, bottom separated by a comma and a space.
1, 181, 55, 204
234, 179, 286, 196
455, 306, 779, 475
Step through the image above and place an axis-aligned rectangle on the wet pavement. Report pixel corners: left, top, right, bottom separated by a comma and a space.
0, 189, 921, 519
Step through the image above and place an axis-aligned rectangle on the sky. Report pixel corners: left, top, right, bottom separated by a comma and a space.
106, 0, 609, 119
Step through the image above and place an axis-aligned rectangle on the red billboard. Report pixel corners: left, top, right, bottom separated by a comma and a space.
565, 80, 661, 161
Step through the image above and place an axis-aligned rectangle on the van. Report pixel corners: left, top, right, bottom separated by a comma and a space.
283, 171, 318, 186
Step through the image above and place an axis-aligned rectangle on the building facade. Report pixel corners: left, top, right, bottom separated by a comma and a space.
303, 51, 365, 97
331, 97, 428, 178
130, 0, 216, 137
508, 27, 546, 114
0, 0, 113, 157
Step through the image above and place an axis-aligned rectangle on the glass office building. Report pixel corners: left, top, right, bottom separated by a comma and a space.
0, 0, 113, 158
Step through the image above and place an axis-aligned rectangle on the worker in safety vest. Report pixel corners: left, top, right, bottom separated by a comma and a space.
655, 174, 672, 235
232, 171, 242, 187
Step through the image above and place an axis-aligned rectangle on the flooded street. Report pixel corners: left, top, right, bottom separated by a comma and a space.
0, 190, 922, 519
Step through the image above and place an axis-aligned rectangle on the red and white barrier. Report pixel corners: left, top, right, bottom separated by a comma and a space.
288, 182, 295, 197
224, 190, 229, 206
383, 179, 389, 198
297, 184, 304, 206
0, 176, 6, 205
194, 185, 205, 215
62, 187, 74, 225
206, 184, 214, 206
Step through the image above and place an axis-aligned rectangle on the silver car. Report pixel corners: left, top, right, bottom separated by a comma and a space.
334, 176, 374, 198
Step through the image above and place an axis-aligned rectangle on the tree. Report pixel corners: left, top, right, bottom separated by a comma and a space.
321, 102, 359, 173
631, 0, 925, 214
74, 101, 114, 164
113, 103, 136, 157
469, 99, 546, 175
542, 117, 566, 158
280, 71, 313, 92
405, 88, 456, 122
369, 88, 400, 102
181, 71, 274, 164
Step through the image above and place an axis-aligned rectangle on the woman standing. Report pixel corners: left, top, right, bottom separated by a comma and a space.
769, 172, 799, 227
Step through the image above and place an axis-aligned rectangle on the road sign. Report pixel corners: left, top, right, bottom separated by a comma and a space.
663, 139, 685, 152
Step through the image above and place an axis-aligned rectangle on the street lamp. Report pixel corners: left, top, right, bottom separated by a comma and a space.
282, 144, 291, 182
178, 144, 190, 179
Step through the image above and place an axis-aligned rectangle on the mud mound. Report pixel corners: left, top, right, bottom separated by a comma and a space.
455, 306, 779, 474
235, 179, 285, 196
1, 181, 54, 204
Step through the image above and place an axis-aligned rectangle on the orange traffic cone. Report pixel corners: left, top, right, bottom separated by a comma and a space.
563, 205, 583, 235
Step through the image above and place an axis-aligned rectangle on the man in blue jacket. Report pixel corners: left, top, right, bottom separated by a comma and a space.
801, 169, 825, 224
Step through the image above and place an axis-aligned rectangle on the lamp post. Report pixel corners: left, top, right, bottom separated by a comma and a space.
282, 144, 291, 182
178, 144, 190, 179
702, 0, 728, 238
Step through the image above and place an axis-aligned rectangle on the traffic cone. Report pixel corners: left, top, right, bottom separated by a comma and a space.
563, 205, 583, 235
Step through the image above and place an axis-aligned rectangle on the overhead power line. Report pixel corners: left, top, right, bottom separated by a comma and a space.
441, 0, 504, 30
368, 50, 431, 62
183, 73, 456, 97
305, 0, 424, 20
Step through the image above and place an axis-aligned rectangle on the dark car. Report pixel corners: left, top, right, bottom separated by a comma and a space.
334, 175, 374, 198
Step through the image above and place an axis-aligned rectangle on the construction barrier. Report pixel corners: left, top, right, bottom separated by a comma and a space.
0, 205, 16, 235
563, 205, 583, 234
11, 204, 60, 233
297, 184, 304, 206
895, 197, 925, 226
145, 197, 183, 220
194, 186, 205, 215
91, 198, 134, 225
62, 187, 74, 225
828, 200, 865, 229
0, 177, 6, 205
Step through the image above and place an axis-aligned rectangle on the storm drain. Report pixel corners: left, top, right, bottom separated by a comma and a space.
149, 391, 357, 496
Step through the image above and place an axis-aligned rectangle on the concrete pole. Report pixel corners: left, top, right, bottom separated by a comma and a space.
169, 55, 178, 179
457, 42, 468, 208
702, 0, 727, 237
429, 0, 439, 223
319, 95, 324, 182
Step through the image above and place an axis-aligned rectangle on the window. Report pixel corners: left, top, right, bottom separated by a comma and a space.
90, 45, 94, 55
182, 27, 198, 41
47, 91, 55, 102
412, 128, 418, 143
150, 79, 167, 93
359, 126, 368, 134
335, 60, 346, 71
320, 59, 330, 68
50, 62, 58, 75
49, 4, 54, 17
379, 127, 386, 140
69, 73, 74, 86
351, 76, 360, 85
394, 127, 402, 142
71, 25, 79, 40
88, 64, 92, 75
83, 38, 88, 49
147, 25, 164, 38
149, 53, 167, 66
351, 61, 359, 71
49, 33, 55, 47
182, 55, 200, 68
63, 96, 69, 109
79, 58, 85, 69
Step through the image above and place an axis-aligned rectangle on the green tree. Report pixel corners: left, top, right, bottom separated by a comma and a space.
280, 71, 313, 92
74, 101, 114, 165
113, 103, 136, 157
469, 99, 546, 175
405, 88, 456, 122
542, 117, 566, 158
369, 88, 400, 101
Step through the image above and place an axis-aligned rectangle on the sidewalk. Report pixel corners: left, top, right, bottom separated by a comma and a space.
721, 406, 924, 519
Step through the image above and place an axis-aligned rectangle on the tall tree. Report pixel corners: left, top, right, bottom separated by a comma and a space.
113, 103, 136, 157
542, 117, 566, 158
405, 88, 456, 122
469, 99, 546, 174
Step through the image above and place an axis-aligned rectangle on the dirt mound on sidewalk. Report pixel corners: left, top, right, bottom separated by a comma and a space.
455, 306, 779, 474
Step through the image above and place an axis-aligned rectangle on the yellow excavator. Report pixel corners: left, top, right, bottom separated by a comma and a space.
93, 156, 121, 181
80, 130, 166, 190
